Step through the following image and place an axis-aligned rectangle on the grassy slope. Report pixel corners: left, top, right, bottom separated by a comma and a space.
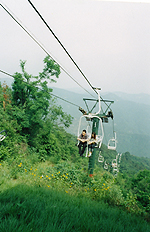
0, 157, 150, 232
0, 184, 150, 232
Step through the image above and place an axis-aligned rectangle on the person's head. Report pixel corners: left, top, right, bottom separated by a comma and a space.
82, 130, 86, 136
91, 132, 96, 139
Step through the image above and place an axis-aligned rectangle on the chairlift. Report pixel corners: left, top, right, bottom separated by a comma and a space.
112, 159, 117, 168
118, 153, 122, 163
0, 130, 7, 141
116, 153, 119, 160
77, 88, 104, 156
78, 114, 104, 155
112, 157, 119, 175
113, 168, 119, 173
107, 131, 117, 150
104, 161, 108, 169
98, 151, 104, 163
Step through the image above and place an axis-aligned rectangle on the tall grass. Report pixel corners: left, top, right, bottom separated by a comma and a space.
0, 184, 150, 232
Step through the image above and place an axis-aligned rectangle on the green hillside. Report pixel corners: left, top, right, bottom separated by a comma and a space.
0, 58, 150, 231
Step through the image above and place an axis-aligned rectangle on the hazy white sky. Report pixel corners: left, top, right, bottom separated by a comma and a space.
0, 0, 150, 95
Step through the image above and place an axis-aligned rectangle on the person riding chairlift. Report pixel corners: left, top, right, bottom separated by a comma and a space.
77, 129, 88, 157
88, 132, 97, 157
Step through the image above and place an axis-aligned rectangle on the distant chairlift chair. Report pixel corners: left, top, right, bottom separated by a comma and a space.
98, 151, 104, 163
107, 132, 117, 150
0, 130, 7, 142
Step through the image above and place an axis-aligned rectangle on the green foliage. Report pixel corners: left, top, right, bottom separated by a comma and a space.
119, 152, 150, 177
0, 145, 11, 160
40, 55, 60, 80
124, 191, 140, 213
131, 170, 150, 213
48, 104, 73, 128
0, 56, 74, 161
0, 83, 27, 161
11, 56, 73, 147
12, 60, 52, 141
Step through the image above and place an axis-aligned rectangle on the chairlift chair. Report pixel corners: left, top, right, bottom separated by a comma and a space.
98, 151, 104, 163
78, 114, 104, 157
107, 131, 117, 150
116, 153, 119, 160
112, 159, 117, 168
119, 153, 122, 163
113, 168, 119, 173
0, 130, 7, 142
104, 161, 108, 169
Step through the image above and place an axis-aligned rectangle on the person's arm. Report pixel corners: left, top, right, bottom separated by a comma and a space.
88, 139, 97, 145
77, 134, 82, 141
78, 138, 88, 143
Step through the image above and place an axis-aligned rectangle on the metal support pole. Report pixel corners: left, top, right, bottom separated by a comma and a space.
88, 117, 99, 177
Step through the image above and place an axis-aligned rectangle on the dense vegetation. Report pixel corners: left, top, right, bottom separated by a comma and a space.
0, 57, 150, 231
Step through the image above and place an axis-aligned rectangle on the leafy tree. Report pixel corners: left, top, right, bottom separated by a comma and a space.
0, 82, 28, 160
131, 170, 150, 212
11, 56, 73, 145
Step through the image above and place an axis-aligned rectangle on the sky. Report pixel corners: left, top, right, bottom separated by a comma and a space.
0, 0, 150, 96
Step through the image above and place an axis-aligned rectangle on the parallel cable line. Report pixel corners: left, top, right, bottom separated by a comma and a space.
28, 0, 96, 95
0, 3, 95, 98
0, 69, 80, 108
27, 0, 113, 110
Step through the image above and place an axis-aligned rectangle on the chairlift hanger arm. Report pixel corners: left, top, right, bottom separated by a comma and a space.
83, 98, 98, 101
82, 99, 114, 118
83, 99, 114, 103
83, 98, 98, 113
84, 99, 90, 113
83, 101, 99, 115
104, 104, 112, 114
90, 102, 98, 114
103, 102, 114, 115
100, 97, 114, 112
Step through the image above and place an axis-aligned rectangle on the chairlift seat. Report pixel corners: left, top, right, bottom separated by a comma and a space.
98, 151, 104, 162
112, 159, 117, 168
107, 132, 117, 150
104, 161, 108, 169
0, 130, 7, 142
0, 134, 5, 141
113, 168, 119, 172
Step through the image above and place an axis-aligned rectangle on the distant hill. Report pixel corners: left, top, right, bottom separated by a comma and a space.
52, 87, 150, 158
114, 92, 150, 106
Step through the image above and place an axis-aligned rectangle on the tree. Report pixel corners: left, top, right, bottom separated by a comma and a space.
131, 170, 150, 212
11, 56, 73, 145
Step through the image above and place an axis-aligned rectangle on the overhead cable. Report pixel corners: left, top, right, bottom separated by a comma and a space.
0, 3, 95, 98
0, 69, 80, 108
27, 0, 97, 95
27, 0, 113, 110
